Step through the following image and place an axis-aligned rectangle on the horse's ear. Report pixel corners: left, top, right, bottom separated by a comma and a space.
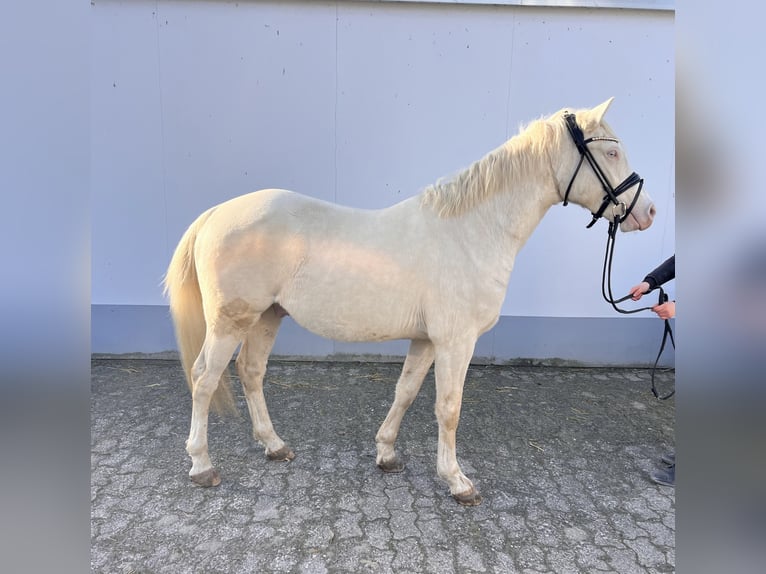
591, 97, 615, 124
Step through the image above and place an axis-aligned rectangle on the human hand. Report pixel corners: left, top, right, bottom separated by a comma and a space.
629, 281, 651, 301
652, 301, 675, 320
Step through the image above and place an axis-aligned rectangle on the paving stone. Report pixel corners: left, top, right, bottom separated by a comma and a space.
91, 359, 675, 573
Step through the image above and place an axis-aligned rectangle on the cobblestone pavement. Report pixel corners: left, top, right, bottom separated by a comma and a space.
91, 359, 675, 573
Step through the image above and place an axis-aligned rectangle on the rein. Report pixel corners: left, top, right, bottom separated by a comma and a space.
562, 111, 674, 400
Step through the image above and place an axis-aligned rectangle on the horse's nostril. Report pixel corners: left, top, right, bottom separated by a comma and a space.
649, 204, 657, 218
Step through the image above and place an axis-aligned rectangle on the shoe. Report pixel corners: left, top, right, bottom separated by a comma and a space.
661, 451, 675, 466
650, 464, 675, 487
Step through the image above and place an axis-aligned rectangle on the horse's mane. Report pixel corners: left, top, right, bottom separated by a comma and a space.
420, 113, 564, 217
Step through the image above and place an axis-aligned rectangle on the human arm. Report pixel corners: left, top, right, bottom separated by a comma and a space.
643, 255, 675, 291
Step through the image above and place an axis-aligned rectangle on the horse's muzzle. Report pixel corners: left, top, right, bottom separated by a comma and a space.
622, 201, 656, 232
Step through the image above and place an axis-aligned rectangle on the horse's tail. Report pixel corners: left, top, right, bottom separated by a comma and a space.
163, 209, 237, 415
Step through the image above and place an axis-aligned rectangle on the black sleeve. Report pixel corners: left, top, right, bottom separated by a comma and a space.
643, 255, 675, 290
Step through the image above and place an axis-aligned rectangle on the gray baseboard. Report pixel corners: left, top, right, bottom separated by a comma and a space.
91, 304, 674, 367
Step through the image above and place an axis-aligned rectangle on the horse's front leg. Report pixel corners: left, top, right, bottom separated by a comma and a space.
375, 339, 434, 472
186, 332, 240, 486
433, 338, 482, 505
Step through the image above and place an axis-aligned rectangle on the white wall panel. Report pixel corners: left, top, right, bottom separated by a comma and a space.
91, 1, 167, 304
335, 3, 514, 208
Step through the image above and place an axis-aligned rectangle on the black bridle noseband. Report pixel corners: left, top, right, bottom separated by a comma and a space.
562, 112, 674, 400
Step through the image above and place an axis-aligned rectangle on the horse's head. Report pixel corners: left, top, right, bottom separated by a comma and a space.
556, 98, 655, 232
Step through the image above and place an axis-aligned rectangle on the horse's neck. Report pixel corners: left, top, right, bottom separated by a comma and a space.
460, 143, 560, 271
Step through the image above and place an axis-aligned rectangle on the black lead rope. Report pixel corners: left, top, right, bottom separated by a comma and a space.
650, 291, 676, 400
602, 221, 655, 314
602, 222, 675, 400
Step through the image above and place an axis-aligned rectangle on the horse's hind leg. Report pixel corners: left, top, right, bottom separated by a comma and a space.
187, 331, 241, 487
236, 306, 294, 462
375, 339, 434, 473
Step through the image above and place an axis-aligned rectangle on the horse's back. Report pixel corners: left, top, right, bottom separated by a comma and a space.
203, 187, 425, 247
205, 188, 326, 228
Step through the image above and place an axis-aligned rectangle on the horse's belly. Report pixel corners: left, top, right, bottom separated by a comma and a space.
294, 317, 415, 343
283, 295, 424, 343
278, 270, 426, 343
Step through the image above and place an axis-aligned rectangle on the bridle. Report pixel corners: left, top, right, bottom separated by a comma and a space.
562, 111, 644, 230
562, 111, 674, 400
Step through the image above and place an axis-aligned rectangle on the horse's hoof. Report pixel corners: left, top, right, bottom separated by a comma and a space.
190, 468, 221, 487
377, 457, 405, 473
452, 487, 482, 506
267, 446, 295, 462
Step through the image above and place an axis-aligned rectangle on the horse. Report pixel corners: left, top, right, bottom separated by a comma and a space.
164, 98, 656, 505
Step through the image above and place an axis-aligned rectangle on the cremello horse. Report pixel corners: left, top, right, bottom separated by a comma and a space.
165, 98, 655, 505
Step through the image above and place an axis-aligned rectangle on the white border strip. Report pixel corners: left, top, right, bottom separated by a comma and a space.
363, 1, 673, 11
